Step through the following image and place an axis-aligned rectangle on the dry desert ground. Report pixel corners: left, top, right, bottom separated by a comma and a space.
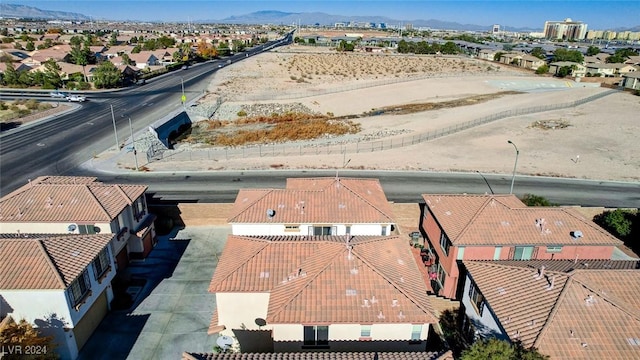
145, 46, 640, 182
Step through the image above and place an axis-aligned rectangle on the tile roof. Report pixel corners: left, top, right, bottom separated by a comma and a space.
471, 259, 640, 273
421, 194, 622, 246
228, 178, 394, 224
0, 234, 113, 289
183, 351, 447, 360
0, 176, 147, 223
464, 261, 640, 359
209, 235, 437, 325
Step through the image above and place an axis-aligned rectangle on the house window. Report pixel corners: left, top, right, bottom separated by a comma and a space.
457, 247, 465, 260
493, 246, 502, 260
93, 247, 110, 280
313, 226, 335, 236
345, 226, 351, 235
381, 225, 387, 236
133, 197, 146, 221
303, 325, 329, 346
69, 269, 91, 308
411, 324, 422, 341
360, 325, 371, 338
439, 233, 450, 256
78, 224, 97, 234
117, 212, 126, 232
468, 283, 485, 316
513, 246, 534, 260
546, 246, 563, 253
284, 225, 299, 232
436, 263, 446, 289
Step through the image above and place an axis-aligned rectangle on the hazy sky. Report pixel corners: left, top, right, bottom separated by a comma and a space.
10, 1, 639, 30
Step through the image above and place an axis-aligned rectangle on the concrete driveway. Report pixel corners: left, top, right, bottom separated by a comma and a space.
78, 225, 230, 360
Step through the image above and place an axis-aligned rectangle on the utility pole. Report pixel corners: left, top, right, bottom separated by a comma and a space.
128, 117, 139, 171
110, 104, 119, 150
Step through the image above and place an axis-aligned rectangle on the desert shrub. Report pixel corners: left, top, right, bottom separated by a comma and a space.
38, 103, 53, 111
521, 193, 555, 206
237, 110, 247, 117
24, 99, 39, 110
0, 101, 8, 110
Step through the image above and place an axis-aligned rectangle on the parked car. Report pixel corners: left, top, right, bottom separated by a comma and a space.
50, 91, 68, 98
66, 95, 86, 102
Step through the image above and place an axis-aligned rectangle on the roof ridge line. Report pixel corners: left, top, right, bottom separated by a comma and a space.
352, 246, 436, 320
37, 238, 67, 288
114, 184, 134, 203
268, 245, 345, 321
455, 196, 511, 242
532, 275, 581, 348
86, 185, 112, 220
337, 181, 395, 222
227, 189, 274, 222
571, 274, 640, 321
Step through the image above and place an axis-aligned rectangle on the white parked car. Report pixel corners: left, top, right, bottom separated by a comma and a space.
67, 95, 86, 102
50, 91, 68, 98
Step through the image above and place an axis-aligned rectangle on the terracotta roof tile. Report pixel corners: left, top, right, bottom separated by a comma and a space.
0, 234, 113, 289
228, 178, 394, 224
421, 194, 621, 246
183, 351, 444, 360
209, 235, 437, 325
473, 259, 640, 272
0, 178, 147, 223
464, 261, 640, 359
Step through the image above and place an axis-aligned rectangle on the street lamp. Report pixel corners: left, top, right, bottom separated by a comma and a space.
507, 140, 519, 194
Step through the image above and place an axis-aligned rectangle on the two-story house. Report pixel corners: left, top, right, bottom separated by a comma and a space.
0, 176, 156, 270
459, 260, 640, 359
208, 235, 437, 353
0, 233, 116, 360
208, 177, 437, 353
227, 177, 395, 237
419, 194, 623, 299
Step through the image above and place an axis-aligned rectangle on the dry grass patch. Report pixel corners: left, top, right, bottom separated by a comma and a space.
184, 112, 361, 146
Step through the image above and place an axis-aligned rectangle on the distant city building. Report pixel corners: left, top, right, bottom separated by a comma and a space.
543, 18, 588, 40
492, 24, 500, 34
378, 22, 387, 29
405, 23, 413, 30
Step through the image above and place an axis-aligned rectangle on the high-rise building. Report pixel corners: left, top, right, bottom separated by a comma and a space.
492, 24, 501, 34
543, 18, 588, 40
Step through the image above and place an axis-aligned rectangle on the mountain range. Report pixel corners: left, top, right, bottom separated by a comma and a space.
1, 4, 638, 33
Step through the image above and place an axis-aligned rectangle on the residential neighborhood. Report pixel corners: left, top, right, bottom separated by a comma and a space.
0, 4, 639, 360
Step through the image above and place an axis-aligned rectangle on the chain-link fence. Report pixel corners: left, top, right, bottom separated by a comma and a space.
148, 89, 617, 164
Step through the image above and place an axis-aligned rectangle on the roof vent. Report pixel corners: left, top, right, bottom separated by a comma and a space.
571, 230, 583, 239
362, 299, 370, 307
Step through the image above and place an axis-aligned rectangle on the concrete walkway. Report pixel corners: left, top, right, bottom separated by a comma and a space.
78, 225, 231, 360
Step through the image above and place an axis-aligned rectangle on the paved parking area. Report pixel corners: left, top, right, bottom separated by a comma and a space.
78, 225, 230, 360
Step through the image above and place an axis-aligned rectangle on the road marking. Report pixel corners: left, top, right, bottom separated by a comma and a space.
37, 143, 45, 147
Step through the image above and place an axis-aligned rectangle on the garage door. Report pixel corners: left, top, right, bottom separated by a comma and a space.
73, 290, 108, 351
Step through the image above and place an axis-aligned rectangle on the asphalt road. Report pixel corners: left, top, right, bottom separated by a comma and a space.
0, 35, 292, 196
74, 169, 640, 208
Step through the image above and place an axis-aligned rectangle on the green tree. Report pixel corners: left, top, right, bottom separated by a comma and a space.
521, 194, 555, 207
337, 40, 354, 52
132, 45, 142, 53
502, 44, 514, 51
441, 41, 460, 54
109, 31, 118, 46
494, 51, 504, 61
530, 47, 546, 59
2, 60, 19, 86
535, 64, 549, 74
593, 209, 635, 238
25, 39, 35, 51
556, 65, 572, 77
157, 35, 176, 48
142, 38, 158, 51
586, 45, 600, 56
0, 317, 59, 360
93, 61, 121, 88
461, 338, 549, 360
121, 53, 132, 65
553, 48, 584, 63
70, 35, 90, 82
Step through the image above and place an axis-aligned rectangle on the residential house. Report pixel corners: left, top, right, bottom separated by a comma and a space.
548, 61, 587, 77
419, 194, 623, 299
622, 72, 640, 90
498, 52, 545, 70
478, 49, 498, 61
208, 234, 438, 353
624, 55, 640, 66
460, 260, 640, 359
104, 45, 135, 58
182, 351, 450, 360
0, 176, 156, 270
583, 52, 611, 64
227, 177, 395, 237
127, 51, 161, 70
585, 63, 637, 77
0, 233, 116, 360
